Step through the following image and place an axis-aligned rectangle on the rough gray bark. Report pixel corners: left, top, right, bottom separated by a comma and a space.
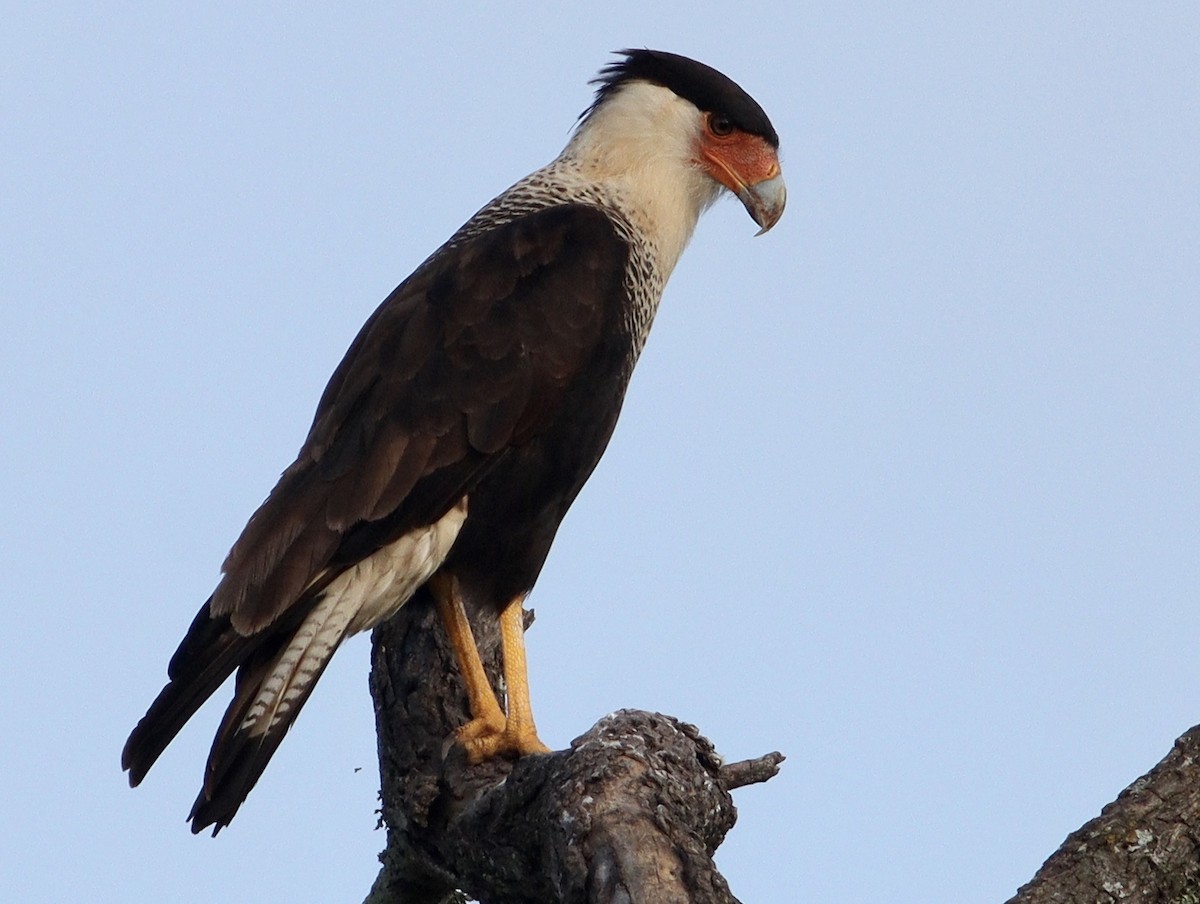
1007, 725, 1200, 904
366, 590, 783, 904
367, 590, 1200, 903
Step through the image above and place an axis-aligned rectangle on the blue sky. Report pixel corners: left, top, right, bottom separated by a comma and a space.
3, 3, 1197, 902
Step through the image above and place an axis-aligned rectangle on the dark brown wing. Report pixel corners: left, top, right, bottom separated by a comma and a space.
213, 203, 628, 634
122, 203, 630, 803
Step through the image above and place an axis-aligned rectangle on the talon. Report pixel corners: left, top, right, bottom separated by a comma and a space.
456, 713, 506, 744
434, 581, 550, 764
462, 724, 551, 763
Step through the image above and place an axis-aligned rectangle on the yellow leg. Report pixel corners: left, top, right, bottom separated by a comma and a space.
431, 574, 505, 742
430, 576, 550, 762
489, 595, 549, 758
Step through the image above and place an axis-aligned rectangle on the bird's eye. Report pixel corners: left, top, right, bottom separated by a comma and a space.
708, 114, 734, 137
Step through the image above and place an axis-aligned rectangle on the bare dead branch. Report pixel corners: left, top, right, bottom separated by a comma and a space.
1006, 724, 1200, 904
367, 590, 781, 904
720, 753, 785, 791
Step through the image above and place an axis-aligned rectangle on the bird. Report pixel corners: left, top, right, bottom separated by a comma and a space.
122, 48, 785, 835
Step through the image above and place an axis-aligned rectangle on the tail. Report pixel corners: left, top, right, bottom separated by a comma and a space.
123, 588, 353, 834
122, 598, 258, 787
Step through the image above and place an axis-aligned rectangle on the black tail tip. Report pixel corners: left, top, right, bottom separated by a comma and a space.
121, 744, 147, 788
188, 792, 233, 836
188, 816, 225, 837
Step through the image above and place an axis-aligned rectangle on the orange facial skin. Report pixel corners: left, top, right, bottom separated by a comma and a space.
697, 114, 786, 233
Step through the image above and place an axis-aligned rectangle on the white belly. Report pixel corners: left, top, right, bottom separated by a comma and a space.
240, 497, 468, 735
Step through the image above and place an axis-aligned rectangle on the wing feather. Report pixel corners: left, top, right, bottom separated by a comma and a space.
212, 203, 627, 634
125, 199, 634, 832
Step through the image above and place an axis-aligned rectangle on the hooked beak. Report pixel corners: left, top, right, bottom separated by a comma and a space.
698, 131, 786, 235
736, 172, 787, 236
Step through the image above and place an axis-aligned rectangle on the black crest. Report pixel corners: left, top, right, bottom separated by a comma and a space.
583, 49, 778, 148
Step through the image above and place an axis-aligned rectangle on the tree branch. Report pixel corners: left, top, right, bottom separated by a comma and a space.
367, 591, 781, 904
366, 590, 1200, 902
1007, 724, 1200, 903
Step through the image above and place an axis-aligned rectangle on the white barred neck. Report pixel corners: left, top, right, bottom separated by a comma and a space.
555, 80, 723, 279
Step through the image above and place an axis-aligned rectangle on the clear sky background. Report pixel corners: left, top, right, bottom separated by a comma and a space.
3, 4, 1197, 902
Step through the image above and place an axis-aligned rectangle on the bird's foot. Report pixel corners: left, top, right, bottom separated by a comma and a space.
459, 719, 550, 764
456, 711, 507, 746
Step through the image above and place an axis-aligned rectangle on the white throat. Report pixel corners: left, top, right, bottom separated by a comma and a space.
557, 81, 723, 278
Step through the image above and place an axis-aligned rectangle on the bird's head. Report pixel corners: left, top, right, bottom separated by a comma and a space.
568, 49, 785, 253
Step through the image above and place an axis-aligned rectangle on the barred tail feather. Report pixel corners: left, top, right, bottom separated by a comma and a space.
125, 505, 467, 831
188, 590, 359, 834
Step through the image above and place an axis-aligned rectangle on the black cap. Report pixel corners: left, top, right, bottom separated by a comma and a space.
583, 49, 778, 148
